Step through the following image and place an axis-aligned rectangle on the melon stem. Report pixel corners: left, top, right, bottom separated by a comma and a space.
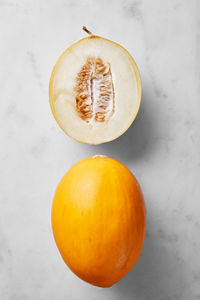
83, 26, 93, 36
92, 155, 107, 158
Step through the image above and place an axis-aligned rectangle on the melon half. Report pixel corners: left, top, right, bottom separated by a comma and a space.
49, 28, 142, 144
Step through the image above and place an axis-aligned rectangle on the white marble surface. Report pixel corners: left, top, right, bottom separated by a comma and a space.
0, 0, 200, 299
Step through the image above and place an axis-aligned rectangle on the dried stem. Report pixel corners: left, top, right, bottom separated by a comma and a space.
82, 26, 93, 36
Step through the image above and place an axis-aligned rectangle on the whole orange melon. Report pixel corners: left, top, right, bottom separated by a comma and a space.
51, 156, 146, 287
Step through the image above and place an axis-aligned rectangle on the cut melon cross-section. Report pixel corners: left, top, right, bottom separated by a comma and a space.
49, 27, 142, 144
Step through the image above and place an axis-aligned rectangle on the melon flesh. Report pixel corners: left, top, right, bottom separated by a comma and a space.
49, 35, 141, 144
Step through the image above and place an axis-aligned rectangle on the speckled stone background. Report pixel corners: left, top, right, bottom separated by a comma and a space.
0, 0, 200, 299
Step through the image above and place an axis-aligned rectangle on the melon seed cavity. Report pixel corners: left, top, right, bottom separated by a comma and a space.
74, 57, 115, 123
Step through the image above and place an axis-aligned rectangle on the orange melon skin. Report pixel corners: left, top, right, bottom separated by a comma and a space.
51, 156, 146, 287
